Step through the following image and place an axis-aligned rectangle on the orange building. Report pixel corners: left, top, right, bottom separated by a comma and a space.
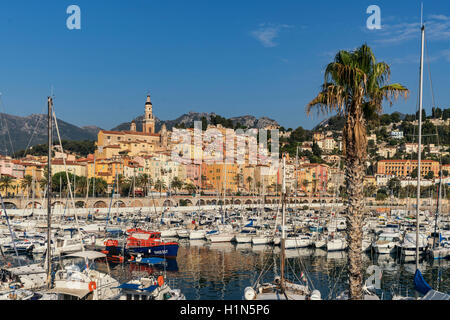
202, 163, 239, 194
377, 160, 440, 178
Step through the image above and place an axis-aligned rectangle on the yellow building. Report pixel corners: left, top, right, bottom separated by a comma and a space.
202, 163, 239, 194
95, 95, 169, 159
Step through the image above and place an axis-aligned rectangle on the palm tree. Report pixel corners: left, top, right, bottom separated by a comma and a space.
136, 173, 152, 196
21, 175, 33, 197
246, 176, 253, 194
154, 179, 166, 193
307, 44, 408, 299
0, 175, 15, 197
170, 177, 183, 195
184, 183, 197, 195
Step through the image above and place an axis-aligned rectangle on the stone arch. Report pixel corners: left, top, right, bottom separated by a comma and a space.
245, 199, 252, 205
2, 202, 17, 209
75, 201, 86, 208
52, 201, 64, 209
234, 199, 241, 205
163, 199, 173, 207
206, 200, 211, 205
211, 200, 217, 205
26, 201, 42, 209
184, 199, 193, 206
93, 200, 107, 208
197, 199, 205, 206
130, 199, 143, 207
225, 200, 230, 205
265, 199, 271, 204
114, 200, 126, 208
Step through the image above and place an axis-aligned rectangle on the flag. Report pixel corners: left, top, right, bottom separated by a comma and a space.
300, 272, 307, 282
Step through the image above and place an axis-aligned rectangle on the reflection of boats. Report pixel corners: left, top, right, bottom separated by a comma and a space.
128, 257, 179, 273
251, 244, 271, 253
375, 254, 398, 272
208, 242, 234, 252
283, 248, 314, 259
326, 251, 346, 261
313, 248, 327, 257
235, 243, 252, 251
189, 240, 207, 247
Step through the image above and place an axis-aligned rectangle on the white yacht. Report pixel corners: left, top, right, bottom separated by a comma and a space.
372, 232, 401, 254
48, 251, 120, 300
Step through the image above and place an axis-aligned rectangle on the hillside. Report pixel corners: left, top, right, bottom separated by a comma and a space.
0, 113, 101, 155
111, 112, 280, 132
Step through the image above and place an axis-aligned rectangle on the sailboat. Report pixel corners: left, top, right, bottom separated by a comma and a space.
393, 13, 450, 301
243, 156, 322, 300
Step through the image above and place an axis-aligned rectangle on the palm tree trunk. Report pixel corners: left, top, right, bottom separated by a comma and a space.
344, 107, 367, 300
345, 159, 364, 300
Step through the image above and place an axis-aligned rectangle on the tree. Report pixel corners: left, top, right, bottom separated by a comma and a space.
246, 176, 253, 193
21, 175, 33, 197
154, 179, 166, 193
184, 183, 197, 195
88, 177, 107, 196
0, 175, 15, 197
387, 177, 401, 197
307, 44, 408, 299
170, 177, 184, 194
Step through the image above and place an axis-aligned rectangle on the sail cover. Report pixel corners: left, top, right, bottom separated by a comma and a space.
414, 269, 432, 295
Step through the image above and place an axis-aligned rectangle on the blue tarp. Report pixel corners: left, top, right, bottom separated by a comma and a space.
142, 285, 158, 292
116, 283, 140, 290
414, 269, 433, 295
134, 257, 165, 265
244, 220, 254, 227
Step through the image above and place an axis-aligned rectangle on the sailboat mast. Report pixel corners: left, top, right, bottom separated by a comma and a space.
47, 96, 53, 287
280, 155, 286, 292
415, 24, 425, 270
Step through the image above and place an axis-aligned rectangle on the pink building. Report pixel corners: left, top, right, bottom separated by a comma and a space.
0, 157, 13, 177
185, 163, 201, 188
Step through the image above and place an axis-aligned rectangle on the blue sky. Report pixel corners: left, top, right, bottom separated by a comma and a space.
0, 0, 449, 130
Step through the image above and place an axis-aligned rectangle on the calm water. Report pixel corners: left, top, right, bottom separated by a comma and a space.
11, 240, 448, 300
100, 240, 450, 300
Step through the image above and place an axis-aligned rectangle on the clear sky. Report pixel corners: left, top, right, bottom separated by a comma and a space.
0, 0, 449, 130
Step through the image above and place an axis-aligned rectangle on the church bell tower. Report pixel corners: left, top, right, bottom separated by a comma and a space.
142, 94, 155, 134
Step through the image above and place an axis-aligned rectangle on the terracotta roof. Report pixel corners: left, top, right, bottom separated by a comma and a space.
101, 130, 160, 137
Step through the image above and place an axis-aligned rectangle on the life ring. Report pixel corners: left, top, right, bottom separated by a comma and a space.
157, 275, 164, 287
88, 281, 97, 292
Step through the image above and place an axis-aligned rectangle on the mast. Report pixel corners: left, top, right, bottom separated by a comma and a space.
433, 164, 443, 249
415, 23, 425, 270
280, 155, 286, 292
46, 96, 53, 287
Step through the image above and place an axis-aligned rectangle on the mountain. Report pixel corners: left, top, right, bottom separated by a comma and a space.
0, 113, 101, 154
110, 112, 280, 132
0, 111, 279, 156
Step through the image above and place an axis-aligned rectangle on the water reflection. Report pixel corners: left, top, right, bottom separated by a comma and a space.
93, 242, 449, 300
